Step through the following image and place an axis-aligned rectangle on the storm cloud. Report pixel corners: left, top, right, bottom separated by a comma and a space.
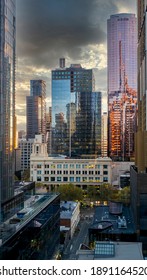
16, 0, 136, 130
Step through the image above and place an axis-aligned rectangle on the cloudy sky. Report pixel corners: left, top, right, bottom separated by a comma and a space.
16, 0, 137, 131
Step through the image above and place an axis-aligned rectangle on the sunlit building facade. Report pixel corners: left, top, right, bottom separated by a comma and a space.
51, 60, 101, 157
101, 112, 108, 157
107, 13, 137, 160
0, 0, 16, 218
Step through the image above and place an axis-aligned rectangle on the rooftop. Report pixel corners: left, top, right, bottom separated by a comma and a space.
77, 241, 143, 260
60, 201, 78, 219
90, 203, 135, 235
0, 192, 59, 246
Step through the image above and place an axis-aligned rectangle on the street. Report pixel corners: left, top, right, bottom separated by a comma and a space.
62, 208, 94, 260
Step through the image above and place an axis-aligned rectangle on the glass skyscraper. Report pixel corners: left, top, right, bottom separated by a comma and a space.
27, 80, 46, 139
107, 13, 137, 161
51, 60, 101, 157
0, 0, 16, 214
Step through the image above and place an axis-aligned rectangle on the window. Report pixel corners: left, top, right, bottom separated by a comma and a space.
70, 171, 74, 174
44, 177, 49, 181
37, 176, 41, 181
51, 177, 55, 181
63, 177, 68, 182
63, 164, 68, 168
76, 177, 81, 182
70, 164, 74, 168
63, 170, 68, 174
37, 170, 41, 175
82, 164, 87, 168
95, 177, 100, 181
37, 164, 41, 168
76, 164, 81, 168
51, 170, 55, 174
57, 164, 62, 168
103, 177, 108, 182
89, 171, 93, 175
82, 177, 87, 181
57, 177, 61, 182
76, 170, 81, 174
95, 171, 100, 175
70, 177, 74, 182
103, 165, 108, 169
103, 171, 108, 175
57, 170, 62, 174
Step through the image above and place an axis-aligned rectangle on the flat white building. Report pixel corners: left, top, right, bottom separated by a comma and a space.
30, 135, 112, 187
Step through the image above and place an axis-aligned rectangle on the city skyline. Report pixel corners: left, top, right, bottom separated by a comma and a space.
16, 0, 136, 131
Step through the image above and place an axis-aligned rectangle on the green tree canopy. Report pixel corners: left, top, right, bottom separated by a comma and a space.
58, 184, 83, 201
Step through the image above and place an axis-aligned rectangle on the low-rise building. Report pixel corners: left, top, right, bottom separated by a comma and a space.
30, 135, 112, 188
60, 201, 80, 239
89, 202, 136, 244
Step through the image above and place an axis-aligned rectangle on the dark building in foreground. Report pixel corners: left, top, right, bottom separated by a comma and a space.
89, 203, 136, 244
0, 0, 16, 222
130, 1, 147, 257
0, 193, 60, 260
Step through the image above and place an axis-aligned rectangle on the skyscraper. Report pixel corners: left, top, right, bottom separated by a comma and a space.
0, 0, 16, 215
107, 13, 137, 160
51, 59, 101, 157
130, 0, 147, 256
26, 80, 46, 139
135, 1, 147, 172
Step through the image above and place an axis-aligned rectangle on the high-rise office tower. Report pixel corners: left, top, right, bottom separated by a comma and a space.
130, 1, 147, 256
51, 59, 101, 157
107, 13, 137, 160
0, 0, 16, 216
26, 80, 46, 139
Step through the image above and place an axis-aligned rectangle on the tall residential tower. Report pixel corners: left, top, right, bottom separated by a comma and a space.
0, 0, 16, 219
107, 13, 137, 161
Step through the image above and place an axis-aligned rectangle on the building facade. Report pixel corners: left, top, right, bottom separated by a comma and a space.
18, 138, 34, 172
26, 80, 46, 140
51, 59, 101, 157
30, 135, 112, 188
0, 193, 60, 260
130, 0, 147, 257
60, 201, 80, 239
0, 0, 16, 220
107, 13, 137, 161
101, 112, 108, 157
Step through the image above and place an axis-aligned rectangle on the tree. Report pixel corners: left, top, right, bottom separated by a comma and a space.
58, 184, 83, 201
87, 185, 99, 201
21, 169, 30, 181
